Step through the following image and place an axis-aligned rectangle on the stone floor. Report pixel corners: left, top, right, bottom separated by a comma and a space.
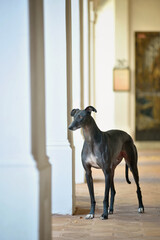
52, 149, 160, 240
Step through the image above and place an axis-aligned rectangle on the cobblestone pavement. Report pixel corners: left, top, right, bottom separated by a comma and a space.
52, 149, 160, 240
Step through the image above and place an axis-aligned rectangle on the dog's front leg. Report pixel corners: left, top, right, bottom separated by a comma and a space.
85, 168, 96, 219
101, 170, 110, 220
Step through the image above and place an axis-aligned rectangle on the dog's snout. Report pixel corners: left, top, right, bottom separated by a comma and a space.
68, 122, 79, 131
68, 124, 73, 130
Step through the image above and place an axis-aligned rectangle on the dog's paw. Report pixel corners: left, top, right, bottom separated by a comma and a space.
85, 214, 94, 219
100, 214, 108, 220
138, 207, 144, 213
108, 209, 113, 214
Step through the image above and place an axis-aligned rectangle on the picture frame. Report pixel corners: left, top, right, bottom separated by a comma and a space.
113, 68, 130, 91
135, 31, 160, 140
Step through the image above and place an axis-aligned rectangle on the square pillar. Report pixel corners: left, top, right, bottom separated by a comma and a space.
44, 0, 73, 214
0, 0, 51, 239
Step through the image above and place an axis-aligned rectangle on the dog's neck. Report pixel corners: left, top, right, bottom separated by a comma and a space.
82, 116, 101, 143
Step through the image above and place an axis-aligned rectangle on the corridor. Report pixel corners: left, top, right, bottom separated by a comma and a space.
52, 149, 160, 239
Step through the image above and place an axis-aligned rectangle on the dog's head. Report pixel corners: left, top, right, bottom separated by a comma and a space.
68, 106, 97, 131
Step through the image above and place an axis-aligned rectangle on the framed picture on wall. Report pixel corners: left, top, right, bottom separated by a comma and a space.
113, 68, 130, 91
135, 31, 160, 141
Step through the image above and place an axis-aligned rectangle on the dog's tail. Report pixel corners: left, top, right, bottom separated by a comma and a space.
125, 163, 131, 184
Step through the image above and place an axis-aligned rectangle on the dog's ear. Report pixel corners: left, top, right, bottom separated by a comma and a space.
85, 106, 97, 114
70, 108, 79, 117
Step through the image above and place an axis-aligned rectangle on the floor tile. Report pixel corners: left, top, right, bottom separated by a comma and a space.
52, 150, 160, 240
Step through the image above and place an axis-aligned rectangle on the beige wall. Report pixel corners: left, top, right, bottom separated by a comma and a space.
114, 0, 130, 133
94, 0, 160, 147
94, 0, 130, 132
94, 0, 115, 131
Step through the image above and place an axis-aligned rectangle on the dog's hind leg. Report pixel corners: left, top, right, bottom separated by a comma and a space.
131, 165, 144, 213
108, 169, 116, 214
124, 142, 144, 213
130, 145, 144, 213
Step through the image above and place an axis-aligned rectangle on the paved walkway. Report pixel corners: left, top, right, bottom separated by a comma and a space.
52, 150, 160, 239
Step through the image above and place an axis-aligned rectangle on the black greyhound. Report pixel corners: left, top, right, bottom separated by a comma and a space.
69, 106, 144, 220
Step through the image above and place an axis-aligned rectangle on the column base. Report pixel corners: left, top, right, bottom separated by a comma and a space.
47, 141, 73, 214
0, 154, 51, 240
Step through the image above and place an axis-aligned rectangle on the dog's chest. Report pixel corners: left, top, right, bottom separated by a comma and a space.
86, 153, 100, 168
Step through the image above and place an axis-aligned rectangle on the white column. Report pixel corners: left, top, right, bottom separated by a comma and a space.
83, 0, 90, 108
29, 0, 51, 239
71, 0, 84, 183
71, 0, 90, 183
89, 0, 96, 107
114, 0, 130, 133
94, 0, 115, 130
0, 0, 51, 240
44, 0, 73, 214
